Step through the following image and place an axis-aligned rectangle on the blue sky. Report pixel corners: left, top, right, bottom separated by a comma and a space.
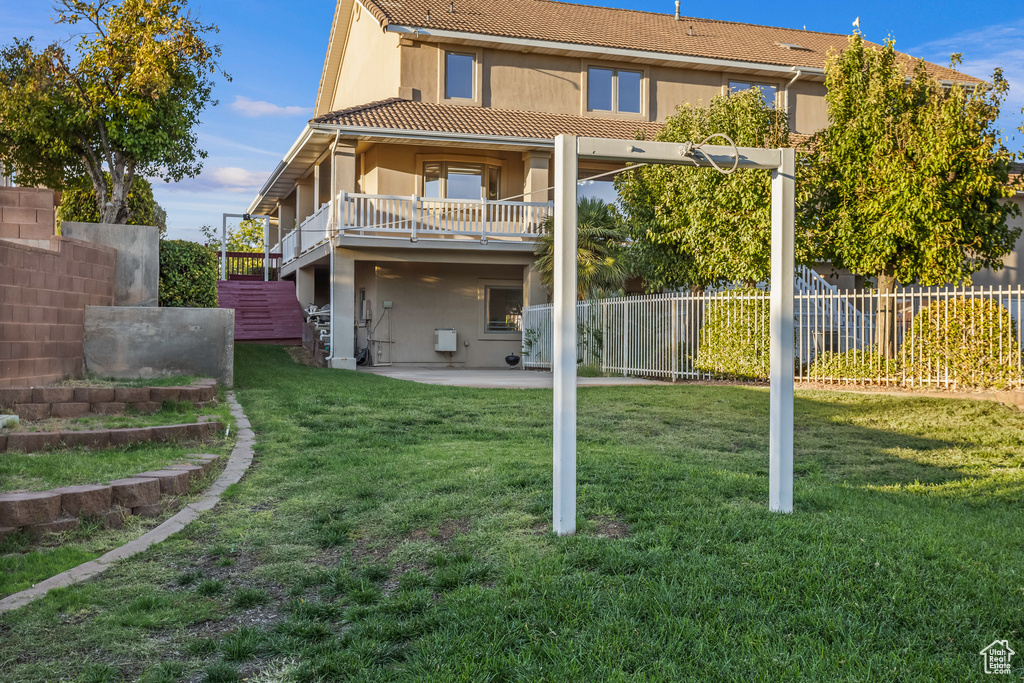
1, 0, 1022, 241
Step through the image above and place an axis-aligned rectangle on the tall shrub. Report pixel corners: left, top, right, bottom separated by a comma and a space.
159, 240, 218, 307
903, 298, 1022, 389
696, 289, 770, 379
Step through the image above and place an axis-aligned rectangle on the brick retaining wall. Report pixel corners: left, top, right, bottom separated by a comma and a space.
0, 237, 117, 387
0, 187, 55, 241
0, 380, 218, 421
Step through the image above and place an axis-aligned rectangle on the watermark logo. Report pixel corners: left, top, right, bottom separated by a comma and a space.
980, 640, 1015, 675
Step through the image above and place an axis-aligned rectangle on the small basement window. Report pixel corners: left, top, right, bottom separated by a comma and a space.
485, 286, 523, 333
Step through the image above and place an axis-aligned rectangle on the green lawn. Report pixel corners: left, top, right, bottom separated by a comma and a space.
1, 344, 1022, 682
0, 395, 236, 493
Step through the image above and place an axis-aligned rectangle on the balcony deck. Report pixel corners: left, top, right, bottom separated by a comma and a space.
276, 192, 552, 265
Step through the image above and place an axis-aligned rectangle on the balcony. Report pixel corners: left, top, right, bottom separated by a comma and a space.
277, 192, 553, 265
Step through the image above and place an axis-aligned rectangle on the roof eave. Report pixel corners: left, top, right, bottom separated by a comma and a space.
386, 24, 828, 78
309, 121, 558, 148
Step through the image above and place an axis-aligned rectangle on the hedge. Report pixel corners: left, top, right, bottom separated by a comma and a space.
807, 347, 899, 380
159, 240, 218, 308
696, 289, 769, 379
902, 297, 1022, 389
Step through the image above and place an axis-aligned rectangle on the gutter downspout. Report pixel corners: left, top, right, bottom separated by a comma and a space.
784, 69, 802, 130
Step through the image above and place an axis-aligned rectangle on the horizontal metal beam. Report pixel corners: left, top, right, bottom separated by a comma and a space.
577, 137, 783, 170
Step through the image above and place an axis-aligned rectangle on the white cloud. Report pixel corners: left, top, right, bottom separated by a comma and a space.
199, 133, 282, 158
163, 166, 268, 194
231, 96, 310, 118
908, 19, 1024, 138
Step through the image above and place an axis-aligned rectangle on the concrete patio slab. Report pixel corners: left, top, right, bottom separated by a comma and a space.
359, 366, 665, 389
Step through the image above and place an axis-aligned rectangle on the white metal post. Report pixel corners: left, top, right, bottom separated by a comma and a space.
220, 215, 227, 281
769, 148, 795, 513
263, 216, 270, 282
553, 134, 578, 536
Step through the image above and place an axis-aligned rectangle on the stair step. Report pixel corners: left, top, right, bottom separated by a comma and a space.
217, 280, 304, 343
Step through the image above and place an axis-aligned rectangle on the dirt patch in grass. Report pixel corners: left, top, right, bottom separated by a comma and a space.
409, 519, 470, 544
589, 516, 631, 539
286, 346, 317, 367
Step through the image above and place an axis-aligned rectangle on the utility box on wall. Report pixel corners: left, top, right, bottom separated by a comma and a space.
434, 328, 457, 352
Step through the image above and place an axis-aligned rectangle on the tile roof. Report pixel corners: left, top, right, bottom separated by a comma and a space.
360, 0, 981, 83
312, 98, 665, 140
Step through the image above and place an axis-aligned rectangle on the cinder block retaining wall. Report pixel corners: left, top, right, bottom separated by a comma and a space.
0, 187, 55, 241
0, 237, 117, 387
0, 380, 218, 421
0, 454, 221, 540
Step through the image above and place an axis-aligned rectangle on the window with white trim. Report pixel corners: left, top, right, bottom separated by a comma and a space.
588, 67, 642, 114
422, 161, 500, 200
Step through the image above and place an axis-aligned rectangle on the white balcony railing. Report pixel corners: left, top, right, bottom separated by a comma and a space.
281, 229, 298, 262
299, 202, 333, 255
280, 193, 552, 265
339, 192, 551, 243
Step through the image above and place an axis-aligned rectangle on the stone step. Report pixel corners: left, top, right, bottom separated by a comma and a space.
108, 478, 160, 509
0, 491, 62, 527
134, 470, 192, 496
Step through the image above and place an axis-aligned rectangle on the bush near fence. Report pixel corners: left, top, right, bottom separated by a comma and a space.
696, 289, 770, 380
159, 240, 218, 308
903, 298, 1022, 389
808, 347, 899, 381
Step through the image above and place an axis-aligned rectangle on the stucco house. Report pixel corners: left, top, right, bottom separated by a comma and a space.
247, 0, 977, 369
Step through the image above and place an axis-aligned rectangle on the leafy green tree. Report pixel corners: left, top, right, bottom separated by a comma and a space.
199, 218, 266, 252
0, 0, 225, 224
616, 88, 803, 291
534, 197, 629, 299
801, 35, 1021, 357
56, 174, 167, 235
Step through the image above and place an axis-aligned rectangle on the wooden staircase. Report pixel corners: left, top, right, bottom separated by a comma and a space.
217, 280, 304, 344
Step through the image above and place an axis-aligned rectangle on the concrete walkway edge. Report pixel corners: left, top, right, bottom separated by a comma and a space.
0, 391, 255, 614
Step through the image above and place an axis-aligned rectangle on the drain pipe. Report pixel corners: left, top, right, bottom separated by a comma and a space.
784, 69, 803, 127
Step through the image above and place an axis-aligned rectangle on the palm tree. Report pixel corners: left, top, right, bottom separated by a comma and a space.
534, 197, 630, 300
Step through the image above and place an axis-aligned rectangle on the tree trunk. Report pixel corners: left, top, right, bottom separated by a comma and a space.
876, 267, 897, 360
101, 155, 133, 224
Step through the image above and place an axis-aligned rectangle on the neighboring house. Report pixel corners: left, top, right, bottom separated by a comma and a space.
0, 161, 14, 187
247, 0, 976, 369
972, 179, 1024, 288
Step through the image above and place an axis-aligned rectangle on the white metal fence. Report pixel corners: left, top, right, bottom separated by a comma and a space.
522, 285, 1024, 389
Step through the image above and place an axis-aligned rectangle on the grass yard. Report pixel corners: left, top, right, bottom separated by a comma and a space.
0, 396, 236, 493
1, 344, 1022, 681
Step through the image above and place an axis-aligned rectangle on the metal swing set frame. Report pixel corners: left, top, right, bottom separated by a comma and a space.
550, 134, 796, 535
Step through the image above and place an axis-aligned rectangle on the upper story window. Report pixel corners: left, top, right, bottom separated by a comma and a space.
729, 80, 778, 108
445, 52, 475, 100
423, 161, 500, 200
588, 67, 642, 114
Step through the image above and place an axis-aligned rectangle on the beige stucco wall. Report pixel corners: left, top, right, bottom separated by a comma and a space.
358, 143, 527, 199
329, 3, 402, 112
790, 80, 829, 134
972, 195, 1024, 287
353, 260, 530, 367
485, 50, 582, 115
650, 66, 724, 121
